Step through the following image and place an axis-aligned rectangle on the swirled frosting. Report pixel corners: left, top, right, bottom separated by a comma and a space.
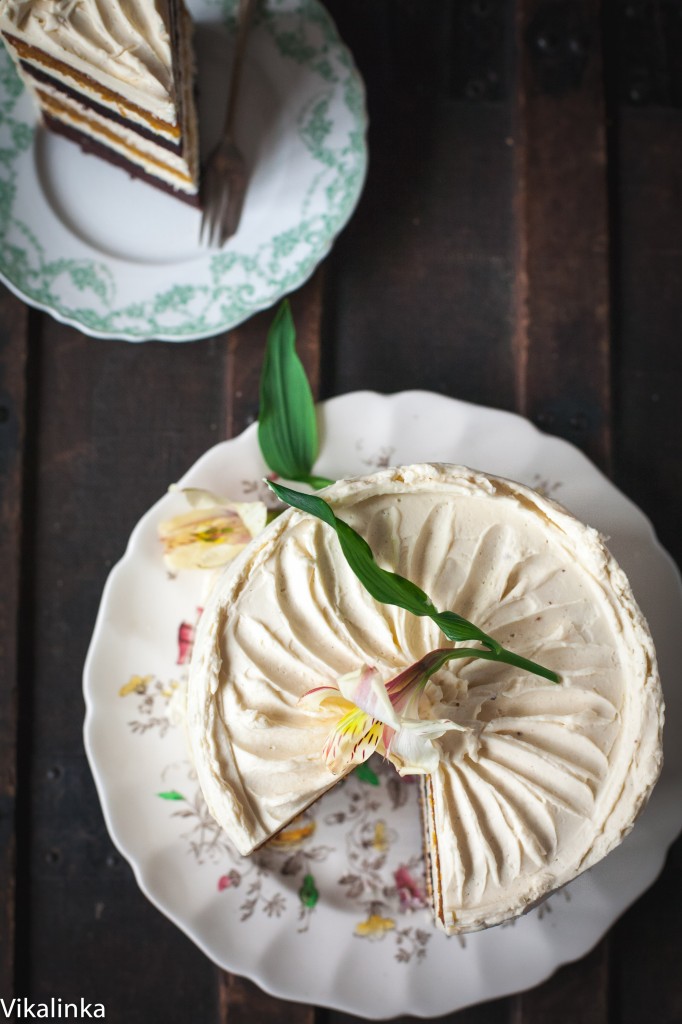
0, 0, 178, 119
187, 464, 663, 931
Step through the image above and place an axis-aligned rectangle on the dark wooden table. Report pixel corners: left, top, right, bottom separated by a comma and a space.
1, 1, 681, 1021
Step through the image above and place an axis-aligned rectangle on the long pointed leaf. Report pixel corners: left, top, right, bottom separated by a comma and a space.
258, 301, 320, 482
268, 481, 559, 683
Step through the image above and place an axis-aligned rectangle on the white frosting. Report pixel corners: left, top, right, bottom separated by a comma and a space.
187, 464, 663, 931
0, 0, 181, 122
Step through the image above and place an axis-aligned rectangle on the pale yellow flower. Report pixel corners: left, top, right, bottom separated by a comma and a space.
158, 487, 267, 571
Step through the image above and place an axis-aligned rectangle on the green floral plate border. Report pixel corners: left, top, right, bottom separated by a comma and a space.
0, 0, 367, 341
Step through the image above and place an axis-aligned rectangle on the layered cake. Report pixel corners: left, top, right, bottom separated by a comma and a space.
187, 464, 663, 933
0, 0, 200, 204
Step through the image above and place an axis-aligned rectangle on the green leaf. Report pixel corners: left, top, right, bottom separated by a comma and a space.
269, 482, 437, 615
258, 301, 332, 488
268, 481, 560, 684
354, 762, 380, 786
157, 790, 184, 801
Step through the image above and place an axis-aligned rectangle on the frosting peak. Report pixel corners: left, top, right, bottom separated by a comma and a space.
0, 0, 177, 112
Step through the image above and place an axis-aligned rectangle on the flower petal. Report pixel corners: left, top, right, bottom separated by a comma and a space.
171, 485, 223, 509
385, 647, 455, 715
386, 717, 467, 776
298, 684, 344, 710
337, 665, 402, 731
158, 492, 267, 571
323, 706, 384, 774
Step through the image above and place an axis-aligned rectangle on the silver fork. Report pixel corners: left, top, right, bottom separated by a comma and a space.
200, 0, 257, 247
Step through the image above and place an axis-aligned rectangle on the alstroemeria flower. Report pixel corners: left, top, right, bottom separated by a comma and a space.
302, 650, 470, 776
158, 487, 267, 571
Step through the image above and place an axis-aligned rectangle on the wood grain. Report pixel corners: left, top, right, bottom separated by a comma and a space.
510, 939, 609, 1024
513, 0, 612, 472
611, 107, 682, 563
0, 290, 29, 997
218, 975, 317, 1024
323, 0, 517, 412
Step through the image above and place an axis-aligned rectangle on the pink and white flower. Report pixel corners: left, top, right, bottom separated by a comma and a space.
301, 650, 470, 776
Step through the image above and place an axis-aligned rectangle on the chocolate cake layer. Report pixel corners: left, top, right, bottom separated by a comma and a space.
39, 90, 194, 187
44, 114, 200, 208
22, 60, 183, 156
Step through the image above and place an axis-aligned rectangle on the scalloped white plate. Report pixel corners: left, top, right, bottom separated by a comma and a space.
0, 0, 367, 340
83, 392, 682, 1019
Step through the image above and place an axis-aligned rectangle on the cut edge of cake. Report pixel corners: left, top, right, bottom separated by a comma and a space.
0, 0, 200, 205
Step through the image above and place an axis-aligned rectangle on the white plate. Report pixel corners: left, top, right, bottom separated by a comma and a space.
0, 0, 367, 341
83, 392, 682, 1019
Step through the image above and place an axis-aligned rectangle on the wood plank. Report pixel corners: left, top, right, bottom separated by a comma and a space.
510, 940, 609, 1024
323, 0, 517, 413
0, 288, 29, 998
611, 106, 682, 564
329, 996, 510, 1024
24, 317, 222, 1021
218, 975, 317, 1024
513, 0, 612, 472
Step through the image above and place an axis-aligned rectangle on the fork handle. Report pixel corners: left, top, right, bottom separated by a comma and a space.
223, 0, 258, 138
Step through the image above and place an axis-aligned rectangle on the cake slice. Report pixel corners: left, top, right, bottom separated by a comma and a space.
0, 0, 200, 205
187, 464, 664, 933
